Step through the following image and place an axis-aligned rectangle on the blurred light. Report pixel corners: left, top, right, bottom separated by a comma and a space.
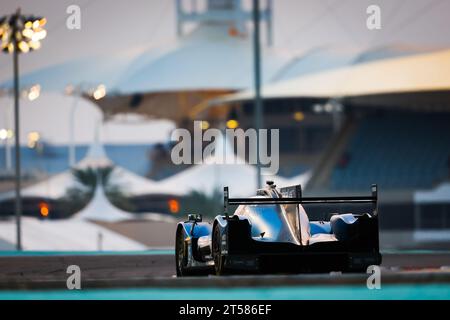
31, 29, 46, 41
168, 199, 180, 214
93, 84, 106, 100
39, 202, 50, 217
226, 119, 239, 129
293, 111, 305, 122
27, 84, 40, 101
18, 41, 29, 53
324, 103, 334, 113
1, 32, 9, 43
27, 131, 40, 148
65, 84, 74, 95
313, 104, 323, 113
28, 40, 40, 50
15, 31, 22, 41
6, 129, 13, 139
0, 14, 47, 55
228, 26, 239, 37
22, 28, 33, 39
38, 29, 46, 39
0, 128, 8, 140
200, 120, 210, 130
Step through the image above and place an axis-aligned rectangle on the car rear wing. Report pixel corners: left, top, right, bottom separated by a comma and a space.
223, 184, 378, 217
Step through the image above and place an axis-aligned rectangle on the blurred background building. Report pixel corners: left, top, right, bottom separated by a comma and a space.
0, 0, 450, 250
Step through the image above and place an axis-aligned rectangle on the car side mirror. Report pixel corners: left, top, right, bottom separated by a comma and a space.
188, 214, 202, 222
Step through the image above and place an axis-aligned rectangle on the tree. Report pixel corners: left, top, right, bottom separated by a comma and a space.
60, 166, 134, 217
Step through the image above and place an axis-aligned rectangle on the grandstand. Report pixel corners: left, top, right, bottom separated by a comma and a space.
329, 112, 450, 191
297, 110, 450, 236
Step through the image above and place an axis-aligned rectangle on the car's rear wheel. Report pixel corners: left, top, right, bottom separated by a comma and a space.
175, 227, 189, 277
212, 225, 228, 275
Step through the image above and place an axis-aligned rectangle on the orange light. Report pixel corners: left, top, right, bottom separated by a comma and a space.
293, 111, 305, 122
228, 26, 239, 37
200, 120, 210, 130
39, 202, 50, 217
226, 119, 239, 129
168, 199, 180, 214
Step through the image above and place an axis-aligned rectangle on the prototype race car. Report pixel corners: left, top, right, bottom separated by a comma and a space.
175, 181, 382, 276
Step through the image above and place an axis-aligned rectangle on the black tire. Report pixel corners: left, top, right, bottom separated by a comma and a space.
212, 225, 228, 275
175, 226, 190, 277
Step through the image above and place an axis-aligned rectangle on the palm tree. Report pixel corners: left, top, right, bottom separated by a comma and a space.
180, 188, 224, 220
61, 166, 134, 216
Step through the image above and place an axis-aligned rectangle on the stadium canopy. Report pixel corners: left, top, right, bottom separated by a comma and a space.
210, 48, 450, 108
2, 17, 433, 122
115, 25, 290, 94
2, 23, 292, 124
271, 44, 426, 83
0, 46, 146, 92
90, 23, 294, 124
96, 43, 432, 121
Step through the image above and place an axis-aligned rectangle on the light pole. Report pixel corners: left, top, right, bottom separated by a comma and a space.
1, 84, 40, 172
0, 9, 47, 250
252, 0, 263, 189
66, 83, 106, 168
65, 84, 83, 168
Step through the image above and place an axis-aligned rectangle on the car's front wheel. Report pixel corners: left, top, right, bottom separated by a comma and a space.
212, 225, 228, 275
175, 226, 189, 277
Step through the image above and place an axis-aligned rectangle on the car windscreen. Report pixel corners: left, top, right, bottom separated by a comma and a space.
238, 204, 301, 244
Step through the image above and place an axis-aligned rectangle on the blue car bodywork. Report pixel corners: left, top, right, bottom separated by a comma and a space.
175, 182, 381, 276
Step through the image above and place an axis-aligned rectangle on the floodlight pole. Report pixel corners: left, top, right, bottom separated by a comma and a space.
253, 0, 263, 189
69, 93, 80, 167
12, 8, 22, 251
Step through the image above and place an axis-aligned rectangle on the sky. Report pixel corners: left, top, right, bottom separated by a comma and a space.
1, 0, 450, 81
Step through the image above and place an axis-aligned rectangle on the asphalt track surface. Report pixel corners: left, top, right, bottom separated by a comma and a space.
1, 251, 450, 290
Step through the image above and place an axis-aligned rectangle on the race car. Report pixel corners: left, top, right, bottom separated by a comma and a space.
175, 181, 381, 276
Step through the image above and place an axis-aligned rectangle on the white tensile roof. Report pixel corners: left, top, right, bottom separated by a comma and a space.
414, 182, 450, 204
72, 183, 133, 222
144, 160, 310, 198
131, 134, 311, 197
0, 132, 311, 201
0, 139, 159, 201
0, 139, 177, 222
0, 46, 149, 92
